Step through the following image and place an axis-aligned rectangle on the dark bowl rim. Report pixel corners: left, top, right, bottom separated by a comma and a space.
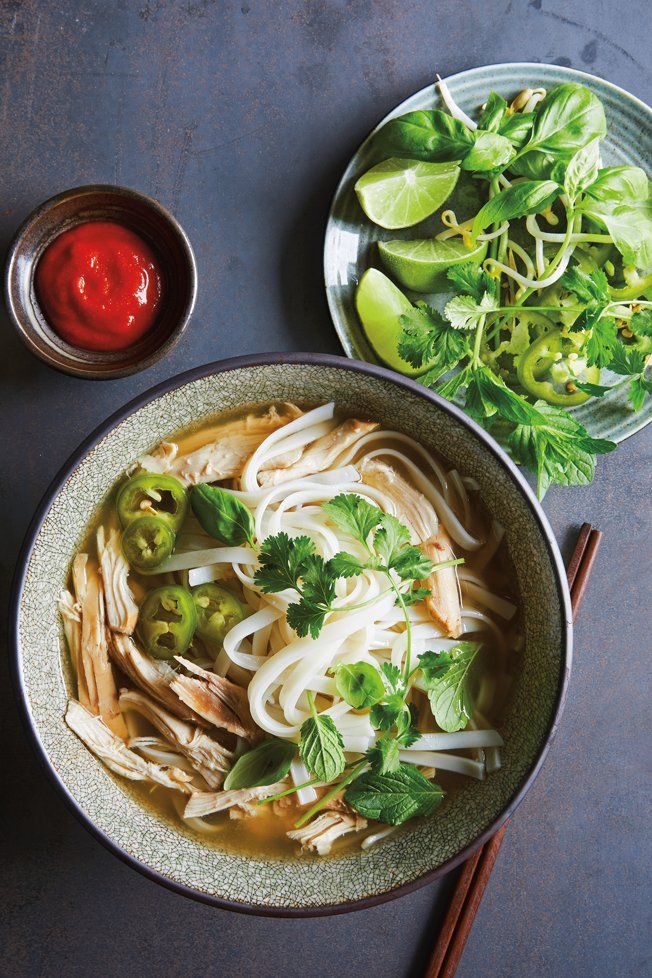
10, 351, 573, 917
3, 183, 198, 380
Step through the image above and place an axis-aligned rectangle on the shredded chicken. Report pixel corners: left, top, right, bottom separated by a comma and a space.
286, 812, 367, 855
184, 781, 287, 819
361, 459, 462, 637
96, 526, 138, 634
423, 528, 463, 638
65, 700, 192, 793
58, 589, 88, 707
70, 555, 124, 736
109, 634, 205, 725
132, 441, 178, 475
258, 419, 379, 487
360, 457, 438, 543
171, 657, 258, 739
119, 688, 233, 789
139, 404, 302, 486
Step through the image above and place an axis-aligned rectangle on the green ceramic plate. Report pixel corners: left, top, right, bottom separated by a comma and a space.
324, 63, 652, 444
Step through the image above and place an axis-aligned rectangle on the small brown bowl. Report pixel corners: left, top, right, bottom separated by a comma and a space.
4, 184, 197, 379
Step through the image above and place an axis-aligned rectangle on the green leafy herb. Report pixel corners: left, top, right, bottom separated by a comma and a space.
461, 131, 515, 172
560, 137, 600, 202
520, 83, 607, 157
377, 109, 475, 162
447, 261, 499, 302
331, 661, 385, 709
398, 304, 468, 377
366, 736, 401, 775
191, 484, 255, 546
344, 763, 444, 825
631, 308, 652, 338
223, 738, 296, 790
299, 694, 346, 782
322, 493, 382, 543
472, 180, 561, 239
254, 532, 316, 593
629, 375, 652, 412
586, 316, 618, 367
476, 92, 507, 132
419, 643, 481, 732
444, 292, 499, 330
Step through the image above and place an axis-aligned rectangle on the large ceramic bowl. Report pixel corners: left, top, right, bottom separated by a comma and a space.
11, 354, 572, 915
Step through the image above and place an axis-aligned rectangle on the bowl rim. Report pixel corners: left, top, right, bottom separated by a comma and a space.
10, 351, 573, 916
3, 182, 198, 380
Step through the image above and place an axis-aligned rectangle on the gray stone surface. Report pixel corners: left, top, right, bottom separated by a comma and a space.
0, 2, 650, 976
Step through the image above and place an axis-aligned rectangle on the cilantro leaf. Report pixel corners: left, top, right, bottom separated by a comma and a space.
286, 598, 329, 640
254, 532, 315, 593
374, 513, 411, 566
419, 643, 481, 732
367, 737, 401, 775
299, 701, 346, 782
586, 316, 618, 367
447, 261, 499, 301
575, 380, 615, 397
398, 304, 468, 377
344, 763, 444, 825
329, 551, 367, 578
444, 292, 498, 330
629, 375, 652, 412
609, 344, 646, 376
322, 493, 382, 544
401, 586, 431, 607
630, 308, 652, 338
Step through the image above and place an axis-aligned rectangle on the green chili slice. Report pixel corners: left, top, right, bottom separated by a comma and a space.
517, 328, 600, 406
121, 516, 175, 574
192, 582, 246, 648
137, 585, 197, 659
117, 474, 188, 532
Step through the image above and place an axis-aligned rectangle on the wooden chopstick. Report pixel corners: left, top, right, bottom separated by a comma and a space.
423, 523, 602, 978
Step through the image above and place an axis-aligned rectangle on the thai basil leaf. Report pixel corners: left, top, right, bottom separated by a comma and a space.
223, 738, 296, 790
461, 131, 515, 172
191, 484, 255, 546
332, 661, 385, 709
477, 92, 508, 132
583, 165, 648, 206
499, 111, 535, 148
299, 708, 346, 782
472, 180, 561, 239
376, 109, 475, 162
562, 137, 601, 202
344, 763, 444, 825
419, 643, 481, 732
523, 83, 607, 156
509, 148, 570, 180
581, 198, 652, 268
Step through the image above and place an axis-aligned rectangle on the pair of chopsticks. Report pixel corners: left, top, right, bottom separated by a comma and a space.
424, 522, 603, 978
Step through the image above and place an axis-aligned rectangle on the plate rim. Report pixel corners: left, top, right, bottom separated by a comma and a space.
323, 61, 652, 445
11, 351, 572, 917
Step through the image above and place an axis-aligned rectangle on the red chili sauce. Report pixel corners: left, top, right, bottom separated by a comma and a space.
35, 220, 164, 351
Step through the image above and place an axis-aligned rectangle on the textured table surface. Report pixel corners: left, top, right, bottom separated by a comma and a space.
1, 2, 650, 976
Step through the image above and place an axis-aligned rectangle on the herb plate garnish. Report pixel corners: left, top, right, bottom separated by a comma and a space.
324, 63, 652, 462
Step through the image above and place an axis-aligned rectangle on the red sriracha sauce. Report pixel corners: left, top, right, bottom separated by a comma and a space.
35, 220, 164, 351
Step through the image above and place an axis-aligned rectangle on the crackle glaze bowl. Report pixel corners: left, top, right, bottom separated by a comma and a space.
11, 354, 572, 915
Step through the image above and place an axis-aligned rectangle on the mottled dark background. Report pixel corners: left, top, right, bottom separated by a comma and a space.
1, 2, 650, 976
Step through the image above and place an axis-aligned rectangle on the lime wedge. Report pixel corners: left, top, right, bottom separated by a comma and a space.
355, 268, 433, 376
355, 158, 460, 230
378, 238, 488, 293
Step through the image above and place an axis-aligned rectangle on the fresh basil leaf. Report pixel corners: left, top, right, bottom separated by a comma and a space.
562, 138, 601, 202
254, 532, 315, 593
499, 111, 535, 148
299, 709, 345, 782
322, 493, 382, 544
377, 109, 475, 162
345, 763, 444, 825
583, 165, 648, 206
524, 83, 607, 156
477, 92, 508, 132
461, 131, 515, 172
444, 292, 499, 330
629, 375, 652, 412
508, 148, 569, 180
581, 198, 652, 268
332, 661, 385, 709
419, 643, 481, 732
191, 484, 255, 546
224, 738, 295, 790
472, 180, 561, 239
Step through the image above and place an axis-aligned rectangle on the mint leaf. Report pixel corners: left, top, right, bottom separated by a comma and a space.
299, 705, 345, 782
344, 764, 444, 825
419, 643, 481, 732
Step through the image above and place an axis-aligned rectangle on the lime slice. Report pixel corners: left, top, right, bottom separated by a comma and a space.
355, 158, 460, 230
378, 238, 488, 293
355, 268, 433, 376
